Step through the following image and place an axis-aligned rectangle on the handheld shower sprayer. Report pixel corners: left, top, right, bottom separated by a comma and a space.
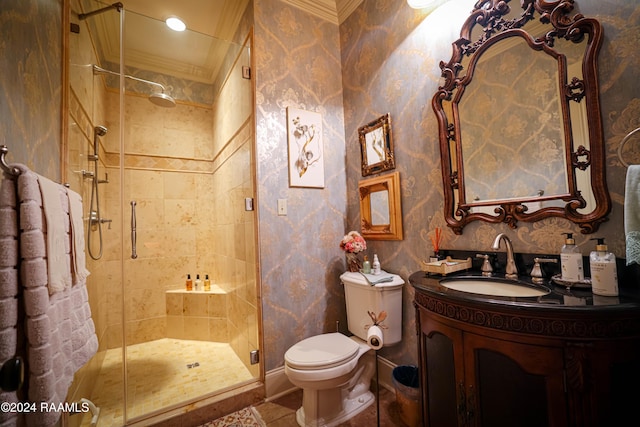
95, 125, 107, 137
87, 125, 110, 260
89, 126, 107, 161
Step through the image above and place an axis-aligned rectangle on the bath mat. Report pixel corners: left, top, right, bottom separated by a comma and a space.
199, 406, 265, 427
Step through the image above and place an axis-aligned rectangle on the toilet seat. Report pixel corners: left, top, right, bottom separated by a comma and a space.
285, 333, 359, 370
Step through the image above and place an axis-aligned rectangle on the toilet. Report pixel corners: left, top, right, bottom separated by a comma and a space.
284, 271, 404, 427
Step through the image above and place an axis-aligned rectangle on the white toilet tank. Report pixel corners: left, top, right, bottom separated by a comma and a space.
340, 271, 404, 347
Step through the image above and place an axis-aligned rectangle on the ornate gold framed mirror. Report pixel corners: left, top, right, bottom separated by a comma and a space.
432, 0, 610, 234
358, 113, 395, 177
359, 171, 403, 240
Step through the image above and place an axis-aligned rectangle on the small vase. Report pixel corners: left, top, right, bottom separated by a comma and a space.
346, 252, 362, 272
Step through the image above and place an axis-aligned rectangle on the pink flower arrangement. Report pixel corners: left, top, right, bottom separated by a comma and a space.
340, 231, 367, 254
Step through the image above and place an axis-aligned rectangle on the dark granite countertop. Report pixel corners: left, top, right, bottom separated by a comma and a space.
409, 249, 640, 313
409, 270, 640, 311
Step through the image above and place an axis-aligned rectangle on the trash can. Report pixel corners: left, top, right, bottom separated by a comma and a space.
392, 365, 421, 427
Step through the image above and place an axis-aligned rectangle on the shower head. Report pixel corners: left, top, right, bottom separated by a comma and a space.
95, 125, 108, 137
92, 64, 177, 108
149, 92, 176, 108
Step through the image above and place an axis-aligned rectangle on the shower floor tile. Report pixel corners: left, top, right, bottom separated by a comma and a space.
81, 338, 254, 426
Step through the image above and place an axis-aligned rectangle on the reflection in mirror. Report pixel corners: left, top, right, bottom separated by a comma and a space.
370, 190, 390, 225
359, 171, 403, 240
460, 36, 568, 204
433, 0, 610, 234
358, 113, 395, 176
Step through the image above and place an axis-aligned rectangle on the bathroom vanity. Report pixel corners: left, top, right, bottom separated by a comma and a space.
410, 271, 640, 427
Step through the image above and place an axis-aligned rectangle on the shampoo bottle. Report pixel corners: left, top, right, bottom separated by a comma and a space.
195, 274, 202, 291
589, 238, 618, 296
372, 254, 381, 275
204, 274, 211, 292
560, 233, 584, 282
362, 256, 371, 274
186, 274, 193, 291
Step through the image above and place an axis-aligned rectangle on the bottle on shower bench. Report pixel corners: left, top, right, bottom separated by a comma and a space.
186, 274, 193, 291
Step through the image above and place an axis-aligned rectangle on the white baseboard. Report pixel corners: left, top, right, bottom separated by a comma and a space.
375, 355, 396, 393
264, 366, 297, 401
265, 355, 397, 401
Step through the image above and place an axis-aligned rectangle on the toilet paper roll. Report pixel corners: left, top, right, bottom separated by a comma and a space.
367, 325, 384, 350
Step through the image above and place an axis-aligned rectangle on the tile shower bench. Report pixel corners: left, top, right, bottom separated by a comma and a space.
165, 287, 228, 342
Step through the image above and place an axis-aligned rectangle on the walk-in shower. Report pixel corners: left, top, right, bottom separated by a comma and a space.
66, 1, 259, 425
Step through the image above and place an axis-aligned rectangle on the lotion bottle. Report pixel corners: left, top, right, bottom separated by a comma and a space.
560, 233, 584, 282
372, 254, 381, 275
195, 274, 202, 291
204, 274, 211, 292
186, 274, 193, 291
589, 238, 619, 296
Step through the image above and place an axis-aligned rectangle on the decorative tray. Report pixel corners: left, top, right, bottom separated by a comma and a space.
421, 257, 472, 276
550, 274, 592, 289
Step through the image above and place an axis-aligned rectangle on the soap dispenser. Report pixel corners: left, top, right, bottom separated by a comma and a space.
186, 274, 193, 291
589, 238, 618, 296
194, 274, 202, 291
560, 233, 584, 282
204, 274, 211, 292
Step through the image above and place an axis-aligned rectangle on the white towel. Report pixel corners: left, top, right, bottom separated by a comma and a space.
67, 188, 90, 283
625, 165, 640, 265
16, 168, 97, 427
36, 174, 72, 294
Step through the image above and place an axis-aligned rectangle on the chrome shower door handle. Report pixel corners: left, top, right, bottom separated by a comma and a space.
130, 200, 138, 259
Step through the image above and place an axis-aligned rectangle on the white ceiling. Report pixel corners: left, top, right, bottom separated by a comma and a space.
87, 0, 362, 84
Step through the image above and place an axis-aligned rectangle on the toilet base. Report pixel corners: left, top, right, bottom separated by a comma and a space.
295, 390, 374, 427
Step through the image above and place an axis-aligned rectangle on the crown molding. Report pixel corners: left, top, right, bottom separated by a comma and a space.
336, 0, 363, 23
281, 0, 362, 24
281, 0, 338, 24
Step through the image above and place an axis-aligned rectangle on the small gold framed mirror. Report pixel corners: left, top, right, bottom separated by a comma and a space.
359, 171, 403, 240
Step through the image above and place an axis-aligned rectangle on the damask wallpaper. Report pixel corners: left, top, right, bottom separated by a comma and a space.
0, 0, 62, 180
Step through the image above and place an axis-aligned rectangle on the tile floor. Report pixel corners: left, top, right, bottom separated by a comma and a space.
254, 386, 408, 426
81, 338, 254, 426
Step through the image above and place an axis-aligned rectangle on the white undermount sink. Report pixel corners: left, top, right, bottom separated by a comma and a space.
440, 278, 550, 297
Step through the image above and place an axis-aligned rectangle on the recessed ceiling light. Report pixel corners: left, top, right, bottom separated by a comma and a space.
166, 16, 186, 32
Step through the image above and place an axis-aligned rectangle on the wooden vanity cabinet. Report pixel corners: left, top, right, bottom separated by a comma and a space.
413, 284, 640, 427
421, 312, 567, 427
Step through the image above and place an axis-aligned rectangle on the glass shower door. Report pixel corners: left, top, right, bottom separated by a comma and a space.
67, 1, 259, 425
120, 6, 260, 423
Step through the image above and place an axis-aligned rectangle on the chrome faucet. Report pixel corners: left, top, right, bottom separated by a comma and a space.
491, 233, 518, 279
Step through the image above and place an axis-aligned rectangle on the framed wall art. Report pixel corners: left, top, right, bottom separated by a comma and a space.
287, 107, 324, 188
358, 113, 395, 176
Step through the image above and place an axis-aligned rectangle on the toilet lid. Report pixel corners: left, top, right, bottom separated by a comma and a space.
285, 333, 360, 370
